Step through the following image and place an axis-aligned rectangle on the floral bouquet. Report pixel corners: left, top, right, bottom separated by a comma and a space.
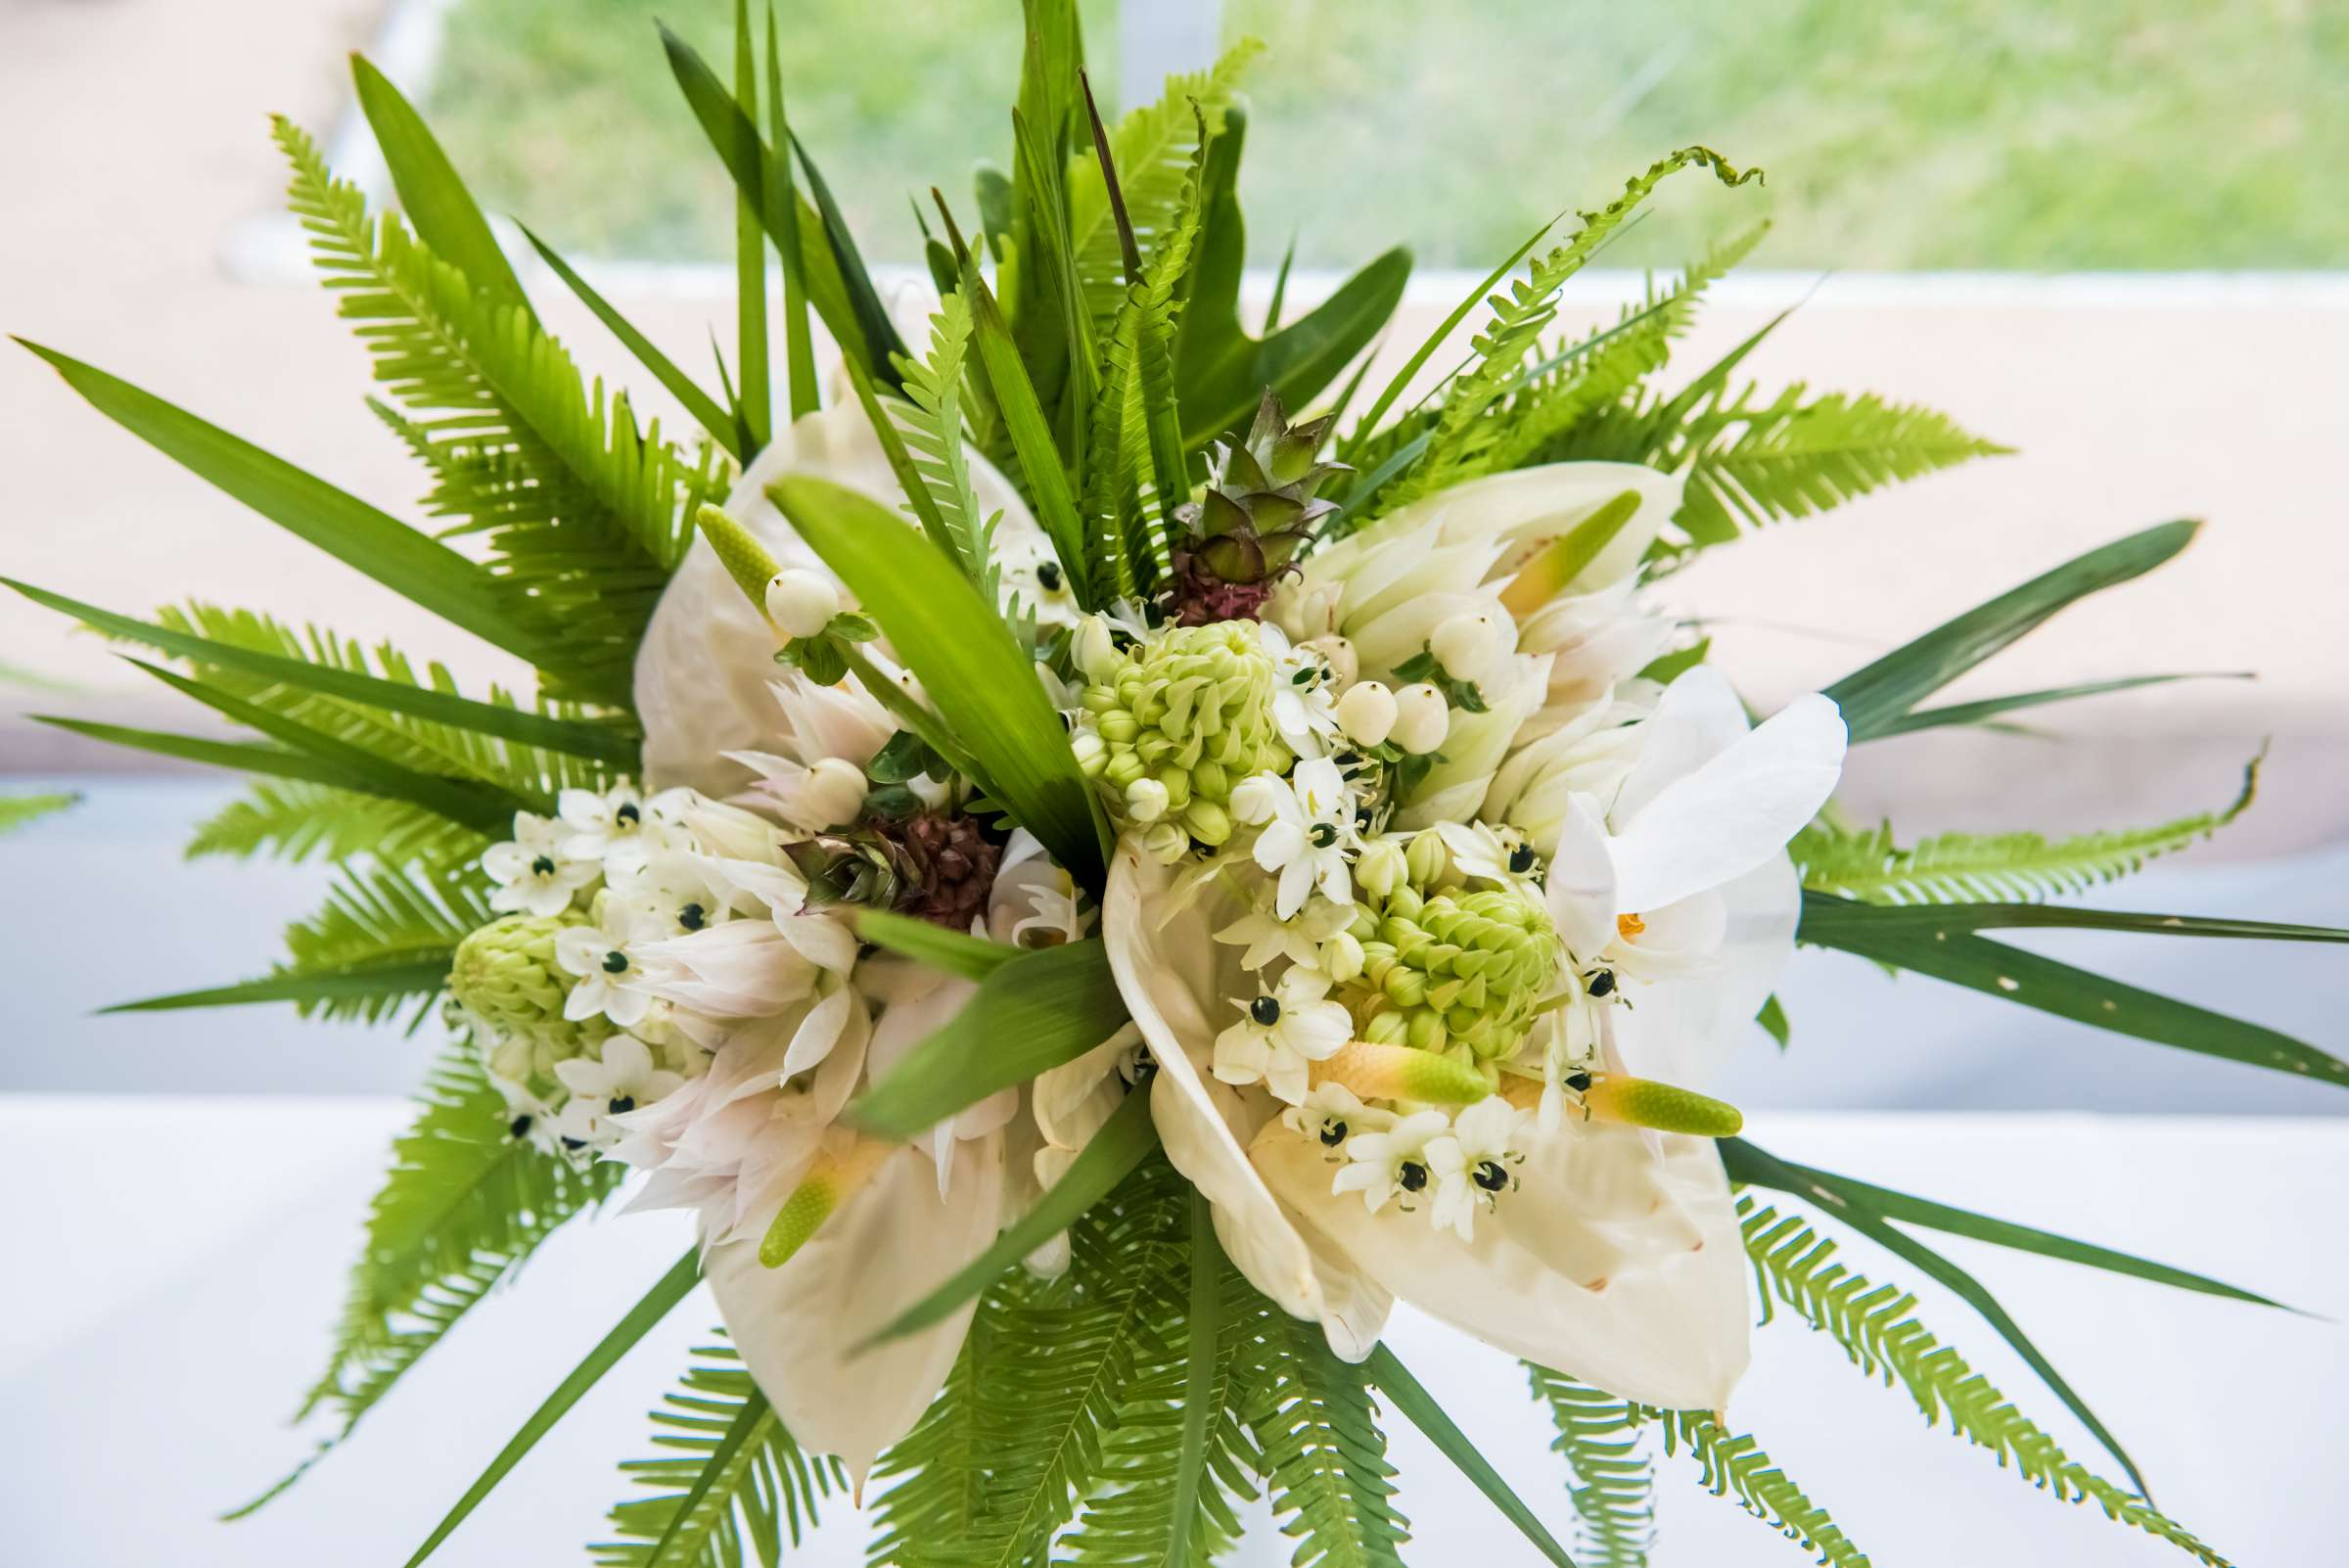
16, 6, 2341, 1565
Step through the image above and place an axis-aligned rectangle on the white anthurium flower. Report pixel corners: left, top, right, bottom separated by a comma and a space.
633, 396, 1050, 797
1108, 843, 1749, 1407
1543, 666, 1846, 1090
484, 812, 600, 916
1245, 757, 1359, 919
1106, 847, 1395, 1361
1213, 965, 1354, 1105
703, 1133, 1005, 1492
554, 898, 668, 1030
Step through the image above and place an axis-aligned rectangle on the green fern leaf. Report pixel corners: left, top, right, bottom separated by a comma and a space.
1244, 1306, 1410, 1568
1523, 1364, 1655, 1568
268, 856, 489, 1026
1674, 385, 2009, 548
1067, 42, 1259, 336
273, 115, 702, 707
593, 1338, 846, 1568
891, 292, 998, 594
249, 1041, 622, 1510
1644, 1407, 1872, 1567
1740, 1197, 2232, 1565
0, 791, 77, 837
1794, 758, 2257, 905
1384, 147, 1761, 512
865, 1277, 1019, 1568
186, 779, 479, 865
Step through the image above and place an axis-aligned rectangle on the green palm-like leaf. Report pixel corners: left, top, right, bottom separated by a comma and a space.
1739, 1197, 2232, 1566
593, 1339, 845, 1568
1644, 1407, 1872, 1567
1793, 756, 2257, 904
185, 779, 474, 865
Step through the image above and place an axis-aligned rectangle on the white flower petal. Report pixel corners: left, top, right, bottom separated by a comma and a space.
1610, 692, 1846, 914
1615, 855, 1799, 1090
1543, 796, 1619, 961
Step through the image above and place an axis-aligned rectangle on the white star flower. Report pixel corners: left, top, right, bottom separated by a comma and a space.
484, 812, 600, 917
1259, 623, 1344, 759
1245, 757, 1358, 919
1329, 1109, 1453, 1215
555, 898, 668, 1030
1212, 966, 1352, 1104
551, 1034, 686, 1148
1434, 819, 1540, 890
1426, 1096, 1528, 1241
1277, 1083, 1396, 1154
1213, 894, 1356, 973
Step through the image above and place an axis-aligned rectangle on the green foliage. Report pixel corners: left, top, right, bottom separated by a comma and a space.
1739, 1197, 2232, 1566
1523, 1363, 1655, 1568
593, 1339, 845, 1568
1794, 756, 2258, 904
1082, 122, 1208, 603
0, 791, 76, 838
256, 1043, 623, 1508
1067, 41, 1260, 335
1382, 146, 1762, 511
187, 779, 479, 866
1645, 1407, 1872, 1568
1243, 1307, 1410, 1568
274, 115, 701, 707
892, 292, 1000, 594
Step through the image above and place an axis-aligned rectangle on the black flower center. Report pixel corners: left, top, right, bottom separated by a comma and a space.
602, 949, 629, 975
1318, 1119, 1348, 1147
1508, 845, 1537, 874
1251, 995, 1282, 1027
1474, 1159, 1509, 1192
608, 1094, 635, 1115
1398, 1160, 1430, 1193
1309, 822, 1338, 849
1565, 1069, 1593, 1093
530, 854, 557, 877
1586, 969, 1616, 998
679, 901, 707, 931
1037, 561, 1063, 591
509, 1115, 532, 1138
616, 803, 642, 827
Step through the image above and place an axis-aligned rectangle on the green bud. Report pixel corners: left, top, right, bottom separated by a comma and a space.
451, 912, 610, 1060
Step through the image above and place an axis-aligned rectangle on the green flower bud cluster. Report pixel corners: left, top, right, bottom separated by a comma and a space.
1076, 623, 1291, 851
1345, 841, 1558, 1061
451, 912, 611, 1086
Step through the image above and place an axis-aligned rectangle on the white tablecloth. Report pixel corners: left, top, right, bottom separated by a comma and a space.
1, 1097, 2338, 1567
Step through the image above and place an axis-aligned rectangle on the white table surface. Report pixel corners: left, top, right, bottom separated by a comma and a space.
1, 1097, 2338, 1567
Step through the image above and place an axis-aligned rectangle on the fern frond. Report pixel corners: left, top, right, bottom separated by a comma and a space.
865, 1278, 1021, 1567
1066, 1234, 1268, 1568
274, 115, 697, 706
0, 791, 77, 837
265, 1041, 622, 1503
1067, 41, 1260, 335
1645, 1407, 1872, 1567
186, 778, 480, 864
1243, 1304, 1410, 1568
1673, 385, 2008, 549
1523, 1364, 1655, 1568
1383, 147, 1761, 512
1740, 1197, 2231, 1565
1487, 222, 1770, 478
594, 1338, 846, 1568
892, 292, 997, 594
1794, 759, 2257, 905
953, 1160, 1193, 1566
273, 855, 489, 1026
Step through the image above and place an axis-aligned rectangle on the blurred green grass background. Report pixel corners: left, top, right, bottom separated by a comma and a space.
428, 0, 2349, 270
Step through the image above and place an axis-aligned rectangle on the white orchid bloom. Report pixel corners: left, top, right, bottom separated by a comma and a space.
1543, 665, 1848, 1090
1106, 843, 1750, 1409
633, 397, 1054, 797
